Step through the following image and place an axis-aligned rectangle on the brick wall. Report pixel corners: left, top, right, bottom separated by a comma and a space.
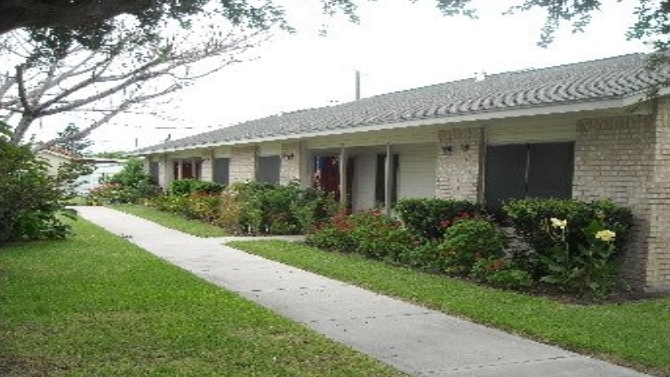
230, 145, 257, 182
574, 100, 670, 291
280, 142, 302, 184
157, 155, 171, 188
200, 150, 214, 182
435, 127, 483, 201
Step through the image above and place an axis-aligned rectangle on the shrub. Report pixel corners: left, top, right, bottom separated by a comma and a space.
101, 157, 159, 203
502, 198, 633, 280
395, 240, 442, 272
306, 210, 356, 253
348, 210, 417, 261
471, 257, 534, 290
394, 198, 482, 240
539, 218, 623, 296
307, 210, 417, 261
503, 198, 633, 257
0, 137, 89, 244
169, 179, 198, 196
215, 186, 245, 233
436, 218, 508, 276
209, 182, 336, 235
170, 179, 225, 196
185, 192, 221, 222
88, 183, 124, 204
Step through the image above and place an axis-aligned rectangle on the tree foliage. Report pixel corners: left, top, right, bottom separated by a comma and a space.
0, 121, 92, 245
1, 1, 669, 56
56, 124, 93, 155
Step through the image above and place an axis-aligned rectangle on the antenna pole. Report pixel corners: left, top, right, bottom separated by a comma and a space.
355, 70, 361, 100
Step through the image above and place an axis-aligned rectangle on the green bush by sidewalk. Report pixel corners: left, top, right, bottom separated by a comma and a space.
308, 197, 634, 297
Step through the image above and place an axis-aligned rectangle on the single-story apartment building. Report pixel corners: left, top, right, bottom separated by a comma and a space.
134, 53, 670, 292
37, 146, 79, 175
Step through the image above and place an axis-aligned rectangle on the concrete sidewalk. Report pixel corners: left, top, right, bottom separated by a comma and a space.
76, 206, 649, 377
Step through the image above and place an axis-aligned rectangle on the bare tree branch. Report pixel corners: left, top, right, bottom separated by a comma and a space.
0, 27, 266, 148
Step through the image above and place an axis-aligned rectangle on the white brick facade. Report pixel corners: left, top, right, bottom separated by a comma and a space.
230, 146, 257, 183
435, 127, 483, 201
280, 142, 302, 184
574, 98, 670, 291
200, 150, 215, 182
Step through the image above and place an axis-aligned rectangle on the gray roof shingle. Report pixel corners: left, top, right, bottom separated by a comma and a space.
136, 53, 670, 154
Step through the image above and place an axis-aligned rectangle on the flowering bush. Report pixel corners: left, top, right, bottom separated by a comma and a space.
503, 198, 632, 257
305, 197, 633, 298
307, 210, 417, 261
540, 218, 622, 296
306, 210, 357, 253
88, 183, 124, 204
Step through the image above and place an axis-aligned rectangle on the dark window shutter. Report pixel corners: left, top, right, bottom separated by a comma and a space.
485, 142, 574, 215
257, 156, 280, 184
484, 144, 527, 213
213, 158, 230, 185
149, 162, 159, 182
527, 142, 574, 199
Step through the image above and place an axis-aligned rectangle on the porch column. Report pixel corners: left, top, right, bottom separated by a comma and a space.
158, 154, 171, 189
200, 149, 215, 182
176, 160, 182, 180
339, 145, 348, 208
385, 142, 393, 216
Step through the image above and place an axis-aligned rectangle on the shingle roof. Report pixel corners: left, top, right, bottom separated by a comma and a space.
136, 53, 670, 154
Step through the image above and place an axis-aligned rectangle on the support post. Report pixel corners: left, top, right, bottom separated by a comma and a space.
339, 145, 348, 209
385, 142, 392, 216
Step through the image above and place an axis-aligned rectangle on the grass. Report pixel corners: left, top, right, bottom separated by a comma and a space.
0, 220, 405, 377
110, 204, 229, 237
229, 240, 670, 377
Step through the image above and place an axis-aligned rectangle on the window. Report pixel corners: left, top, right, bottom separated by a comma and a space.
257, 156, 280, 184
484, 142, 574, 214
149, 162, 159, 182
213, 158, 230, 185
375, 154, 399, 205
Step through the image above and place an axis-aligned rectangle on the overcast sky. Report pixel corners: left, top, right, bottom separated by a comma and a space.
74, 0, 651, 152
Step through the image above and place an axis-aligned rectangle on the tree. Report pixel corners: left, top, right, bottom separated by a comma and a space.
0, 25, 265, 151
0, 121, 92, 244
56, 124, 93, 155
91, 151, 126, 159
0, 1, 669, 56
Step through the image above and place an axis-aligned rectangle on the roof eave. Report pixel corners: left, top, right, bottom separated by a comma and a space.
135, 96, 636, 156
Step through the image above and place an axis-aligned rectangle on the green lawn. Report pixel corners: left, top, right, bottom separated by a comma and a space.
229, 240, 670, 377
110, 204, 229, 237
0, 220, 405, 377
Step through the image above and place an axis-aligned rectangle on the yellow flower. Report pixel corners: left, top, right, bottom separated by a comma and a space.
550, 218, 567, 230
595, 230, 616, 242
